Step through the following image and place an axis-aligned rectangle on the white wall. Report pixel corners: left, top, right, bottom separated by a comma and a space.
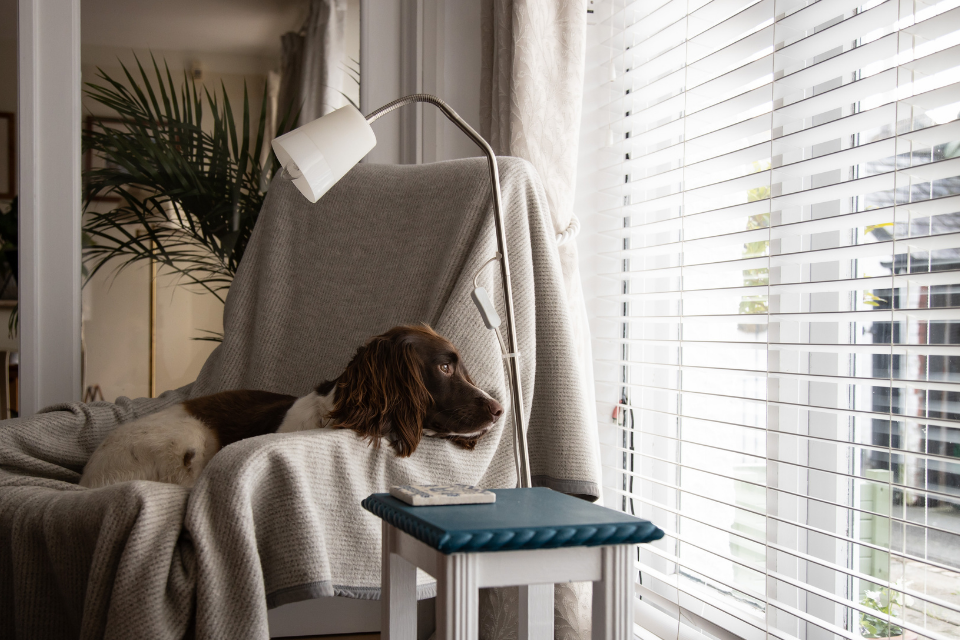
9, 0, 461, 406
423, 0, 482, 163
81, 46, 271, 137
81, 258, 225, 401
360, 0, 408, 164
2, 27, 251, 405
361, 0, 482, 165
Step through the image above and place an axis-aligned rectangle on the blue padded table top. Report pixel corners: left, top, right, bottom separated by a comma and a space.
362, 487, 664, 554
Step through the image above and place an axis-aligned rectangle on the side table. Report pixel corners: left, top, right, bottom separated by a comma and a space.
362, 488, 663, 640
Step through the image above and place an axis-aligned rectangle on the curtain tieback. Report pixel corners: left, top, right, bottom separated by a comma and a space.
556, 214, 580, 247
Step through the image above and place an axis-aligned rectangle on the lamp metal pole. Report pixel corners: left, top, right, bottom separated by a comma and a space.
365, 94, 532, 489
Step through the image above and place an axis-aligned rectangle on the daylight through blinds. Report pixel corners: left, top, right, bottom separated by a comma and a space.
581, 0, 960, 639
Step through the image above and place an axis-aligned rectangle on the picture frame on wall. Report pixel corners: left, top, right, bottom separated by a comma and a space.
84, 116, 128, 203
0, 112, 13, 199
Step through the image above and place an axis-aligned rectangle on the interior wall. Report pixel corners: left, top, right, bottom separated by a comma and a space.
80, 1, 363, 403
80, 40, 272, 402
80, 47, 266, 401
361, 0, 482, 165
81, 257, 227, 401
81, 47, 271, 138
2, 0, 393, 403
344, 0, 360, 108
0, 38, 15, 114
360, 0, 405, 164
0, 5, 18, 357
423, 0, 482, 163
81, 259, 151, 401
6, 38, 263, 401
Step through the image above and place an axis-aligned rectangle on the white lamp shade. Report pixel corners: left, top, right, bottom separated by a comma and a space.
271, 105, 377, 203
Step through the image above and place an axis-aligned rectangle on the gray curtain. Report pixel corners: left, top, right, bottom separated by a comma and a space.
480, 3, 598, 639
279, 0, 348, 127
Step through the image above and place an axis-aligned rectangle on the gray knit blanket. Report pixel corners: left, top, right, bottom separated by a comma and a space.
0, 157, 599, 639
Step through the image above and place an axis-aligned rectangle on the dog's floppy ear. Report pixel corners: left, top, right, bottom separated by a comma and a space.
328, 336, 431, 457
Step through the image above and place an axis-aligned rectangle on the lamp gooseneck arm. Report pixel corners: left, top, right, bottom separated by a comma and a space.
366, 94, 532, 489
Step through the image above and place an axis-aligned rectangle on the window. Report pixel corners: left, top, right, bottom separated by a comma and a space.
578, 1, 960, 639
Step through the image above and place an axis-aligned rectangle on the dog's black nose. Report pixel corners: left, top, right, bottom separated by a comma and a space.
487, 398, 504, 420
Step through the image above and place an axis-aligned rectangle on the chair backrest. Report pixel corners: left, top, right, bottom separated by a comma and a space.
187, 156, 598, 498
192, 158, 509, 398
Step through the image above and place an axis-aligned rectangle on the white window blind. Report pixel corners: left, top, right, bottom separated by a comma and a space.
578, 1, 960, 640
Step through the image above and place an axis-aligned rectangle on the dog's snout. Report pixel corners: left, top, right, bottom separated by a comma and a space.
487, 398, 504, 420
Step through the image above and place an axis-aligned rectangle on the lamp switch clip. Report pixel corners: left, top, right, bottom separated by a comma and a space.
471, 286, 501, 330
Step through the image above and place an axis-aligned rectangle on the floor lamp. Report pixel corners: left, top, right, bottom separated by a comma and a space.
271, 95, 532, 488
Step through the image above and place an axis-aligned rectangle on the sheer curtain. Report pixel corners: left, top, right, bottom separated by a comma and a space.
578, 1, 960, 639
261, 0, 346, 190
481, 0, 602, 494
278, 0, 348, 126
479, 3, 600, 639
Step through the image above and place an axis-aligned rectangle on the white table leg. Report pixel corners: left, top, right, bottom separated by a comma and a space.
592, 545, 633, 640
382, 522, 418, 640
519, 584, 554, 640
436, 553, 479, 640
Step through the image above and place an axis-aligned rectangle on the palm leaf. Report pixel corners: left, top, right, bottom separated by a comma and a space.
83, 56, 294, 318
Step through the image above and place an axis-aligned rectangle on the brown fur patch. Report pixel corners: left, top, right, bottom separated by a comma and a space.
183, 389, 298, 448
447, 435, 481, 450
318, 324, 499, 456
319, 326, 434, 457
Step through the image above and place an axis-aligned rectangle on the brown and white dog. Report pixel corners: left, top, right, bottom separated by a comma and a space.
79, 325, 503, 489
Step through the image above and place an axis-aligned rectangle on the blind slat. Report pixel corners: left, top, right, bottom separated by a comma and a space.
602, 463, 960, 541
583, 1, 960, 638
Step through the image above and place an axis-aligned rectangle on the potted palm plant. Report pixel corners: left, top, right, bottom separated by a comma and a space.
82, 57, 294, 339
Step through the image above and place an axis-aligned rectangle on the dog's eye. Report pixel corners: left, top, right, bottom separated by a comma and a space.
439, 363, 452, 375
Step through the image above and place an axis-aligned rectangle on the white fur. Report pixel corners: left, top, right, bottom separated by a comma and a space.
276, 389, 335, 433
81, 389, 338, 489
423, 426, 491, 438
79, 405, 220, 489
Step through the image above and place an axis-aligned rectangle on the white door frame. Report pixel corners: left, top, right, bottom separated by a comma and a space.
18, 0, 83, 416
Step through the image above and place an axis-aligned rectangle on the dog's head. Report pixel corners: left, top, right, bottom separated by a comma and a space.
319, 325, 503, 457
